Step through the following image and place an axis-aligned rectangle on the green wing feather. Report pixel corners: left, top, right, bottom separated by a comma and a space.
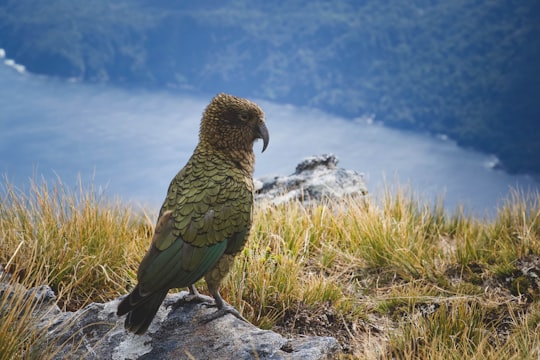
136, 210, 229, 294
135, 153, 252, 295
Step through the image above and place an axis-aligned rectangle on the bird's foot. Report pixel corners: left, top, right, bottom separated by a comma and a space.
171, 287, 213, 311
181, 293, 214, 304
199, 303, 249, 324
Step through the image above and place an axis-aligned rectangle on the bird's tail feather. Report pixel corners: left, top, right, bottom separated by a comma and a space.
117, 285, 168, 335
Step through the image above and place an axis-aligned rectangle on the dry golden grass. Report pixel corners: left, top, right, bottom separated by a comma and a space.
1, 177, 539, 359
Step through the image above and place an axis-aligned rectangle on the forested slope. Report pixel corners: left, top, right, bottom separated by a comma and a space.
1, 0, 538, 175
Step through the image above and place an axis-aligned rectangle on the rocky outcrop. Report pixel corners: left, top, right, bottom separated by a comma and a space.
2, 279, 339, 359
255, 154, 368, 204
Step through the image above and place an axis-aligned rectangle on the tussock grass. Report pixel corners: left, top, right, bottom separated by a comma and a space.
1, 177, 539, 359
0, 177, 151, 310
0, 248, 49, 360
0, 177, 152, 359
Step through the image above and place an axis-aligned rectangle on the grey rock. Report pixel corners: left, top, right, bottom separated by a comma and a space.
0, 280, 339, 359
255, 154, 368, 204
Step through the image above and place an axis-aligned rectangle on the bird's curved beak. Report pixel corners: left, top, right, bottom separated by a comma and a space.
257, 121, 270, 153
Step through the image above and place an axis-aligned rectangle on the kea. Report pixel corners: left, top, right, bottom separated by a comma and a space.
117, 93, 269, 334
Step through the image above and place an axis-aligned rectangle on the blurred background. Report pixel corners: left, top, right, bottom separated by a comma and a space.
1, 0, 539, 216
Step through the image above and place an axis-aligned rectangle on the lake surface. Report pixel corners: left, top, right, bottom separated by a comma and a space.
1, 60, 538, 217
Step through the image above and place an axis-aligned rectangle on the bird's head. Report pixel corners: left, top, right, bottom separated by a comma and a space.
200, 93, 269, 153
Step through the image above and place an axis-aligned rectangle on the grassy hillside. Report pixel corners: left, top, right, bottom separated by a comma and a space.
1, 178, 539, 358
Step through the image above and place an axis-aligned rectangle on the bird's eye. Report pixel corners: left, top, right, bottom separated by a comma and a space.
238, 112, 249, 122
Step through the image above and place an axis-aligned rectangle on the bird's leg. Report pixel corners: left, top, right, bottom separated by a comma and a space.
199, 286, 249, 324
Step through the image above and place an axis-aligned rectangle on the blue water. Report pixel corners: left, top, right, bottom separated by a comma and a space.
1, 59, 538, 217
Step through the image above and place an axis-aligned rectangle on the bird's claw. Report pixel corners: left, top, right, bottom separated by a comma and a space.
199, 303, 249, 324
171, 292, 214, 311
183, 293, 214, 304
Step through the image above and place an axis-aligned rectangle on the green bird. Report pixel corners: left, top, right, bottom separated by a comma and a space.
117, 93, 269, 334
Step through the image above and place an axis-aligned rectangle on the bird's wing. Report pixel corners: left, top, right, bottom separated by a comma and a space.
136, 209, 229, 294
136, 172, 252, 294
